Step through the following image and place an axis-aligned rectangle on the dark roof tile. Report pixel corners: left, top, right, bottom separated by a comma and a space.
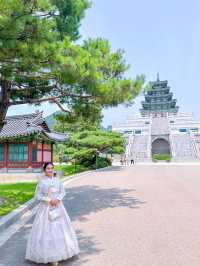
0, 111, 68, 142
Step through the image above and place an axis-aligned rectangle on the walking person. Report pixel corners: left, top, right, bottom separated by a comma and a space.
124, 155, 127, 166
130, 154, 135, 165
123, 155, 126, 165
25, 162, 80, 266
123, 155, 125, 165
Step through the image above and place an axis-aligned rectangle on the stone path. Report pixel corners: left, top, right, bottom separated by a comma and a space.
1, 165, 200, 266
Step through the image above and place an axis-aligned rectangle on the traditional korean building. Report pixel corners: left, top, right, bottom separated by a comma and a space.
113, 75, 200, 162
0, 111, 68, 172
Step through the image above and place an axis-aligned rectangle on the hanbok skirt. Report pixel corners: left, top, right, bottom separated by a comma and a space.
25, 201, 80, 264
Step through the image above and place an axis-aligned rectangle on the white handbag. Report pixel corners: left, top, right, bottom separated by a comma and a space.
48, 207, 62, 221
48, 185, 62, 221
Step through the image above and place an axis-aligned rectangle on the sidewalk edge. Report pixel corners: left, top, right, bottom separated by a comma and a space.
0, 165, 114, 234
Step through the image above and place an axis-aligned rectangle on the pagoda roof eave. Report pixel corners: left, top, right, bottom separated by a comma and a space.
141, 99, 177, 106
150, 80, 168, 85
145, 92, 173, 98
139, 107, 179, 114
147, 87, 170, 94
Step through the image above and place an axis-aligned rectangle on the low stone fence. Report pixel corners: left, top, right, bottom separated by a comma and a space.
0, 170, 65, 184
0, 173, 41, 184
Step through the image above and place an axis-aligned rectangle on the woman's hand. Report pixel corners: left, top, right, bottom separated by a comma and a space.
50, 199, 61, 207
54, 199, 61, 206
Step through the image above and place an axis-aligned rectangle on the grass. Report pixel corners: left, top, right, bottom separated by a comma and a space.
0, 182, 37, 216
152, 154, 172, 161
55, 163, 91, 178
0, 164, 92, 217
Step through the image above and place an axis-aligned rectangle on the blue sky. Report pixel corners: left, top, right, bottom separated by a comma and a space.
8, 0, 200, 126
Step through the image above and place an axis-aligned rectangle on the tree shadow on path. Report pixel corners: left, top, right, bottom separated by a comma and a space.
59, 185, 146, 265
63, 185, 146, 222
96, 166, 124, 172
0, 184, 146, 266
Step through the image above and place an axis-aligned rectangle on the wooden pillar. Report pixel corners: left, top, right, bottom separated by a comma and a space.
51, 143, 53, 162
42, 142, 44, 163
5, 142, 8, 168
28, 143, 33, 167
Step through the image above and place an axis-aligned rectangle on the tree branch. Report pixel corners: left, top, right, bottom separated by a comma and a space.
51, 99, 75, 116
9, 92, 98, 106
9, 95, 76, 116
10, 83, 99, 100
9, 95, 62, 106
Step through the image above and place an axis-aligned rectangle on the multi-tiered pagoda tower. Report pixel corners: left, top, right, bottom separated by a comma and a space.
113, 74, 200, 162
140, 74, 179, 116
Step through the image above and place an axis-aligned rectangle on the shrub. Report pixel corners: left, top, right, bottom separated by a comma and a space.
94, 157, 112, 169
152, 154, 172, 161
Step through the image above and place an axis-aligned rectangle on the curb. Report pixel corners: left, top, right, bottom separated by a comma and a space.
0, 165, 114, 234
0, 197, 37, 234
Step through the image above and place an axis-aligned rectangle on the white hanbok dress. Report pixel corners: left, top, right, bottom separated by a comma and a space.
25, 175, 80, 264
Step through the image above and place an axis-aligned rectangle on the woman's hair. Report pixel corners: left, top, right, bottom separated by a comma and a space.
43, 162, 54, 171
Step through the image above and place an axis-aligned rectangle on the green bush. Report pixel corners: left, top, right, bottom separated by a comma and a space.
93, 157, 112, 169
55, 164, 90, 177
152, 154, 172, 161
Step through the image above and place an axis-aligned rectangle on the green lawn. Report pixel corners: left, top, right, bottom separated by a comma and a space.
0, 164, 90, 217
55, 163, 91, 178
0, 182, 37, 216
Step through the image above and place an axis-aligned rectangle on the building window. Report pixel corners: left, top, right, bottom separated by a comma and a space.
32, 145, 37, 162
124, 130, 133, 134
179, 128, 187, 133
190, 128, 198, 133
135, 130, 142, 134
8, 144, 28, 161
0, 144, 4, 161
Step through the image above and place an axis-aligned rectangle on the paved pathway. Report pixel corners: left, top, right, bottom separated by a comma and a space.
1, 165, 200, 266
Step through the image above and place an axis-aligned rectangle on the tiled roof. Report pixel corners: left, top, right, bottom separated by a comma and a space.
0, 111, 68, 142
44, 132, 68, 141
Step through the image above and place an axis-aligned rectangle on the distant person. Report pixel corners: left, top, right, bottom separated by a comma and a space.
121, 155, 127, 166
130, 155, 135, 165
130, 158, 135, 165
125, 155, 129, 166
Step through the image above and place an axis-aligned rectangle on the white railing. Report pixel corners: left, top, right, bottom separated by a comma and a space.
130, 135, 150, 161
190, 132, 200, 159
170, 133, 197, 159
125, 134, 134, 157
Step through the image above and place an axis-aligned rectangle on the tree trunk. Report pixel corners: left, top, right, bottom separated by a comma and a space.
0, 80, 11, 131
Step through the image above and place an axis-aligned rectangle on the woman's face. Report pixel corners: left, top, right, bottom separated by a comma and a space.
44, 164, 54, 177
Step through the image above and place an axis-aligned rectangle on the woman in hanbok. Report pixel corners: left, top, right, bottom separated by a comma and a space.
25, 162, 80, 266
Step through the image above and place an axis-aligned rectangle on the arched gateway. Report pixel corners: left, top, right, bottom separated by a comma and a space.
151, 138, 171, 156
